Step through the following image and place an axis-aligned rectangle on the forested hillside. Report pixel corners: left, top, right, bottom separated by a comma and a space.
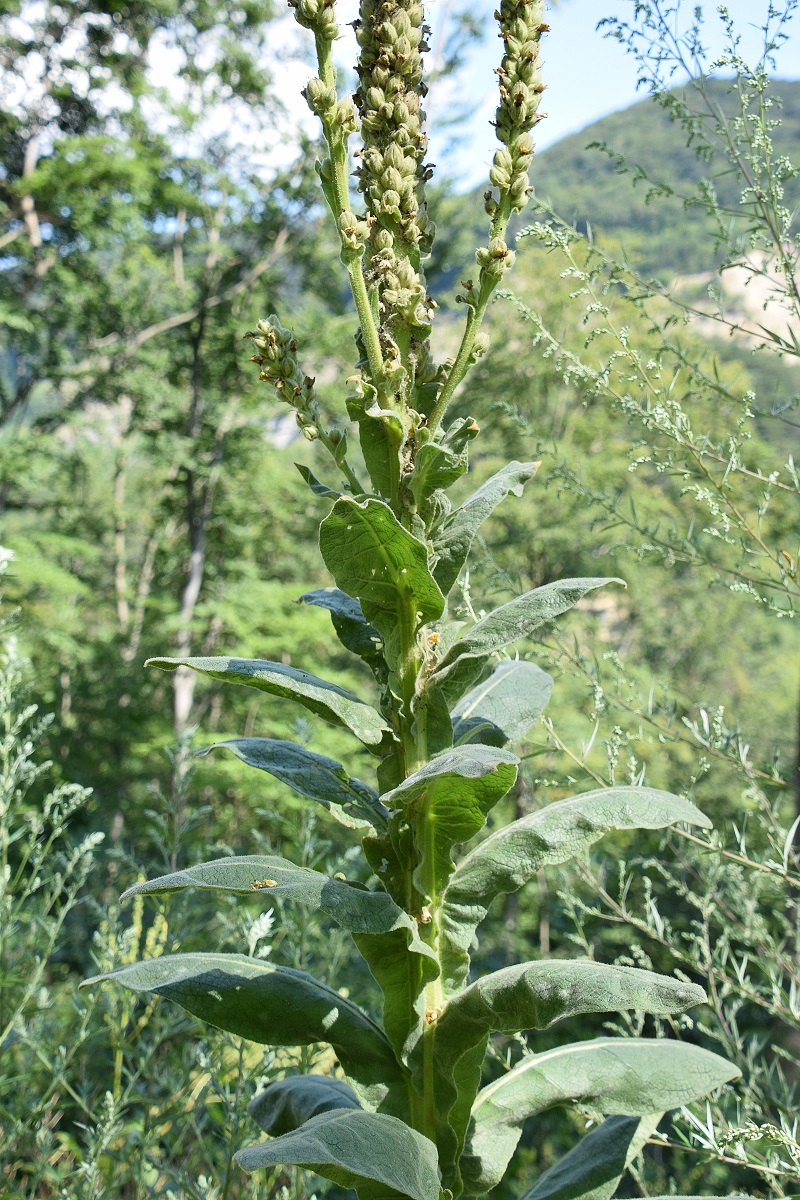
2, 1, 799, 1192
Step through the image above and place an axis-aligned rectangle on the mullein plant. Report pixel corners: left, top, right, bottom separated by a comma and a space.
86, 3, 752, 1197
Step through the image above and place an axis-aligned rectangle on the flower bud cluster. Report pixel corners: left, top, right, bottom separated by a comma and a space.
288, 0, 338, 41
353, 0, 437, 374
354, 0, 432, 251
485, 0, 547, 222
303, 77, 359, 134
245, 316, 323, 441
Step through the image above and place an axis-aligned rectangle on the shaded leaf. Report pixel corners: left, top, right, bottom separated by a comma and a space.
199, 738, 388, 830
520, 1115, 661, 1200
442, 787, 712, 992
237, 1110, 441, 1200
451, 660, 553, 747
319, 498, 445, 667
462, 1038, 740, 1194
84, 953, 406, 1114
146, 656, 389, 749
433, 578, 619, 704
431, 461, 538, 596
300, 587, 386, 679
248, 1076, 361, 1137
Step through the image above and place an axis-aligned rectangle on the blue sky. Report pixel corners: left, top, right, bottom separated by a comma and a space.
436, 0, 800, 186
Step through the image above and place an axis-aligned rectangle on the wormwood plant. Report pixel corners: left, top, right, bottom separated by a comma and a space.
87, 3, 753, 1198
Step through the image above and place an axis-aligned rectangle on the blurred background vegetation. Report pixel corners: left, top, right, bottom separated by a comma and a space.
1, 0, 799, 1195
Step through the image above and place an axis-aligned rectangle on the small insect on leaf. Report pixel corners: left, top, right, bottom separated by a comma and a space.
251, 879, 279, 890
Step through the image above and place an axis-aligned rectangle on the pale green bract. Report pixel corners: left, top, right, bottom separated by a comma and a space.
90, 0, 744, 1195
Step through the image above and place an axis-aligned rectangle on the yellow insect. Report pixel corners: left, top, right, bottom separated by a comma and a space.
251, 879, 279, 890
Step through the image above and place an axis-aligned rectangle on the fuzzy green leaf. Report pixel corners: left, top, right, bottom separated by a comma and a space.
120, 854, 438, 1068
462, 1038, 740, 1194
299, 587, 386, 679
431, 461, 538, 596
382, 745, 518, 902
519, 1115, 661, 1200
319, 498, 445, 667
433, 578, 618, 704
146, 656, 390, 749
83, 954, 406, 1114
237, 1110, 441, 1200
431, 964, 702, 1190
296, 464, 342, 498
199, 738, 388, 830
410, 417, 479, 511
121, 854, 418, 938
248, 1076, 361, 1137
346, 396, 406, 498
451, 660, 553, 747
441, 787, 712, 992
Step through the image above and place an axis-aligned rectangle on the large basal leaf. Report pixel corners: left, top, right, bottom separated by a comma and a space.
248, 1075, 361, 1137
146, 656, 390, 749
441, 787, 712, 993
84, 953, 406, 1114
430, 963, 702, 1191
198, 738, 388, 830
432, 578, 618, 705
462, 1038, 741, 1195
382, 745, 518, 903
431, 461, 538, 597
300, 587, 386, 680
237, 1109, 441, 1200
451, 660, 553, 748
519, 1114, 661, 1200
319, 498, 445, 667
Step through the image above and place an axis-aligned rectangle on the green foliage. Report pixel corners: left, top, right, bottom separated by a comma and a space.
86, 3, 749, 1198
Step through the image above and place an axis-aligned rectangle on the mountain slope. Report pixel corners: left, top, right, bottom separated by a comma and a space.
528, 77, 800, 277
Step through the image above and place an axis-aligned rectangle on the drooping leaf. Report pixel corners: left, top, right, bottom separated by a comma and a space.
430, 963, 702, 1190
441, 787, 712, 992
119, 854, 438, 1068
431, 460, 538, 596
382, 745, 518, 903
319, 498, 445, 667
299, 587, 386, 679
249, 1075, 361, 1137
83, 954, 406, 1114
451, 660, 553, 747
432, 578, 619, 704
461, 1038, 740, 1194
237, 1109, 441, 1200
121, 854, 418, 939
145, 656, 390, 749
198, 738, 388, 830
519, 1115, 661, 1200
